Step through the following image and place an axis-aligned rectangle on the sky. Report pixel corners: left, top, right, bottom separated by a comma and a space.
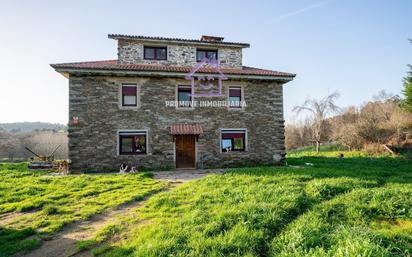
0, 0, 411, 124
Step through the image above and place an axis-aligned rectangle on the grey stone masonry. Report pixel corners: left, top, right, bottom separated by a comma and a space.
117, 39, 243, 68
68, 75, 285, 172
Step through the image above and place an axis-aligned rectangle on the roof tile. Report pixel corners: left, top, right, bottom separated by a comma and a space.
108, 34, 249, 47
51, 60, 296, 78
170, 124, 203, 135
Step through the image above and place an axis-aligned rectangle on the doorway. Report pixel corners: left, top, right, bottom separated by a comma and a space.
175, 135, 196, 168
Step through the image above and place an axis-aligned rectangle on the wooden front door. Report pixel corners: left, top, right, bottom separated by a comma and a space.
175, 135, 196, 168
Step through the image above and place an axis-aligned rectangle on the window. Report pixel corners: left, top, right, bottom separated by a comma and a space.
119, 131, 147, 155
122, 84, 137, 107
221, 129, 246, 152
196, 49, 218, 62
177, 85, 192, 108
228, 86, 242, 108
144, 46, 167, 60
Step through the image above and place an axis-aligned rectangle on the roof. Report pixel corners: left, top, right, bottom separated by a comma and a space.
108, 34, 250, 48
50, 60, 296, 80
170, 124, 203, 135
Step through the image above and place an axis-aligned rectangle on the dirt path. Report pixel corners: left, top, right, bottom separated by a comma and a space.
18, 199, 145, 257
17, 170, 222, 257
151, 168, 224, 181
18, 183, 182, 257
0, 209, 40, 227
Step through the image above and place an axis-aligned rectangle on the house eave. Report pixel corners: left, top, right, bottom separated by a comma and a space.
53, 68, 294, 82
108, 34, 250, 48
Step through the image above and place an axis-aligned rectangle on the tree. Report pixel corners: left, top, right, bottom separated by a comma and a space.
331, 106, 361, 151
387, 107, 412, 145
402, 39, 412, 112
371, 90, 399, 121
0, 130, 20, 160
403, 67, 412, 113
356, 96, 405, 145
285, 118, 313, 150
293, 92, 340, 152
24, 131, 68, 159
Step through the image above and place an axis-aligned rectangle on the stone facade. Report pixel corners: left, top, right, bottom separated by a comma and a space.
57, 34, 293, 172
117, 39, 243, 68
68, 75, 285, 172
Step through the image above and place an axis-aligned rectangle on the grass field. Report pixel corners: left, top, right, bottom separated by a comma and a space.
0, 163, 167, 257
0, 152, 411, 257
88, 153, 412, 257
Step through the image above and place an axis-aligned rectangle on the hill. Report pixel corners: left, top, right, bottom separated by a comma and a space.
0, 122, 67, 133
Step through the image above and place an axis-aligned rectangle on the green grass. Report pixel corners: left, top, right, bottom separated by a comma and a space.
0, 163, 167, 257
288, 143, 347, 153
288, 149, 378, 158
1, 152, 411, 257
91, 153, 412, 257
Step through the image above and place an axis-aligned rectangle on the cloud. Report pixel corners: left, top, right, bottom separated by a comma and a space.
273, 0, 335, 21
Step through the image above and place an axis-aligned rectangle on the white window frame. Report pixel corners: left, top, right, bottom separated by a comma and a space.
119, 83, 141, 109
117, 129, 149, 156
227, 85, 245, 110
219, 128, 248, 153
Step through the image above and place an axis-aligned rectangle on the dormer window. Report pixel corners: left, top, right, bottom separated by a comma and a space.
144, 46, 167, 60
196, 49, 218, 62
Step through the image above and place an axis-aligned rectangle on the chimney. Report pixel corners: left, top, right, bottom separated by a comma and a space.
200, 35, 224, 42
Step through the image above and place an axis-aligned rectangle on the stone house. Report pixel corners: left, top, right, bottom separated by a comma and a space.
51, 34, 295, 172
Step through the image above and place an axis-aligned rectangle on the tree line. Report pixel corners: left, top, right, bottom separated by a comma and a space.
0, 129, 68, 161
287, 40, 412, 153
286, 91, 412, 152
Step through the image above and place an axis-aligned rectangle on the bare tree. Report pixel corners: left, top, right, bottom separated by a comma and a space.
356, 98, 399, 144
285, 118, 313, 150
371, 90, 399, 121
331, 106, 361, 150
0, 130, 20, 160
24, 131, 68, 159
293, 92, 340, 152
388, 108, 412, 145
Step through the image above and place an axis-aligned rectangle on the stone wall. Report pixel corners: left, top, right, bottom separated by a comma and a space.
117, 39, 242, 68
68, 75, 285, 172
